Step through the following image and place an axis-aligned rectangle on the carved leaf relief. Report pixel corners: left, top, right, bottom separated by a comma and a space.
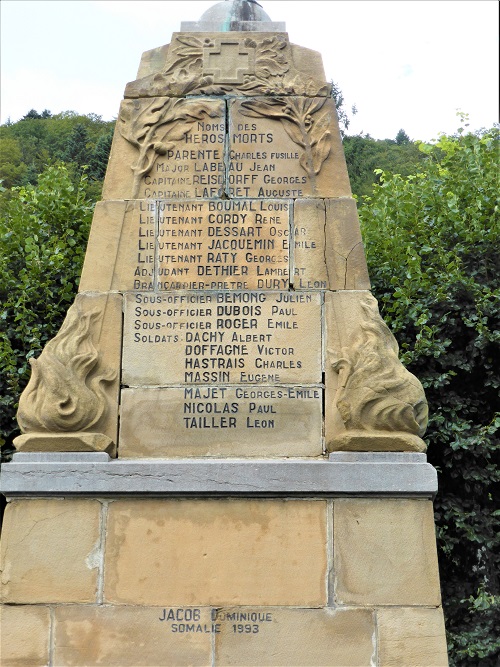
239, 97, 332, 189
240, 36, 289, 85
163, 35, 207, 76
330, 295, 429, 436
119, 98, 222, 198
17, 302, 115, 434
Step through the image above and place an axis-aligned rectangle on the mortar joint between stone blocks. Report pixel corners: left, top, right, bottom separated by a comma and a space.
326, 498, 335, 607
48, 606, 55, 667
289, 199, 295, 289
153, 200, 160, 291
96, 500, 110, 604
322, 202, 332, 289
223, 99, 230, 199
211, 606, 217, 667
373, 607, 380, 667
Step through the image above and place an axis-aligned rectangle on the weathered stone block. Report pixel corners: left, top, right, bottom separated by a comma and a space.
324, 198, 370, 290
0, 605, 50, 667
290, 44, 328, 91
136, 43, 171, 80
331, 431, 426, 453
119, 386, 323, 457
378, 607, 449, 666
81, 199, 294, 293
334, 499, 442, 605
54, 605, 212, 667
105, 500, 327, 606
214, 607, 375, 666
1, 499, 101, 603
292, 199, 328, 289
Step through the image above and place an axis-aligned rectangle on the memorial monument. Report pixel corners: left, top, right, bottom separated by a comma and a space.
1, 1, 449, 664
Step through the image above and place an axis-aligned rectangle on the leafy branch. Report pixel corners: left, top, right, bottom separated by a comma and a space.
119, 98, 221, 198
163, 35, 207, 76
239, 97, 332, 192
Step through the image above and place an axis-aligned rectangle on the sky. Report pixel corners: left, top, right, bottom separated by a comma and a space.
1, 0, 498, 141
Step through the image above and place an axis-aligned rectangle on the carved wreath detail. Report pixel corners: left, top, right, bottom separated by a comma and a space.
330, 295, 429, 436
165, 35, 290, 95
119, 98, 222, 198
238, 97, 332, 190
17, 302, 115, 434
125, 36, 330, 98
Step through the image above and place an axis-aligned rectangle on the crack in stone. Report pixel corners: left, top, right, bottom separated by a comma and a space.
9, 509, 73, 548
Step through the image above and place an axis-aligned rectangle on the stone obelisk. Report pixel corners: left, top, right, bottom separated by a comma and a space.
1, 2, 448, 665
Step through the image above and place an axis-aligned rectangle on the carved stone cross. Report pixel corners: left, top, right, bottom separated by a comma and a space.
203, 39, 255, 84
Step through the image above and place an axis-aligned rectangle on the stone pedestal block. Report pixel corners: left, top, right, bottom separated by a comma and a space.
104, 499, 327, 607
0, 605, 51, 667
334, 499, 442, 606
1, 499, 101, 604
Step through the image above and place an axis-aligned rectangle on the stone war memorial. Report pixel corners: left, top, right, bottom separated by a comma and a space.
0, 1, 449, 665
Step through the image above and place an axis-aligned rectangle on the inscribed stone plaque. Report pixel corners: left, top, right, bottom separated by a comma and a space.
157, 199, 291, 290
102, 98, 226, 201
229, 98, 351, 199
122, 291, 322, 386
119, 386, 323, 457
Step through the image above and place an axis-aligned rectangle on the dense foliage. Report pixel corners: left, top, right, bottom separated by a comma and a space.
0, 110, 114, 192
359, 124, 500, 666
344, 132, 428, 199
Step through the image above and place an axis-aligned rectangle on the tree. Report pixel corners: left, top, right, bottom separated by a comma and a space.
0, 164, 94, 459
344, 133, 426, 200
61, 123, 92, 169
89, 130, 113, 180
359, 124, 500, 666
0, 111, 115, 190
20, 109, 51, 121
330, 80, 357, 135
0, 137, 26, 188
395, 128, 410, 145
21, 109, 43, 120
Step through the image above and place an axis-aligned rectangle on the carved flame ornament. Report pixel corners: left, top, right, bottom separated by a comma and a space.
330, 296, 428, 436
17, 302, 115, 434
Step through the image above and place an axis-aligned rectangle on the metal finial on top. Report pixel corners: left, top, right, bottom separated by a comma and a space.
180, 0, 286, 33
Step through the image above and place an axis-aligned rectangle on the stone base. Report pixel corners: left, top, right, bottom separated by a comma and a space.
329, 430, 427, 453
13, 432, 116, 457
0, 497, 448, 666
